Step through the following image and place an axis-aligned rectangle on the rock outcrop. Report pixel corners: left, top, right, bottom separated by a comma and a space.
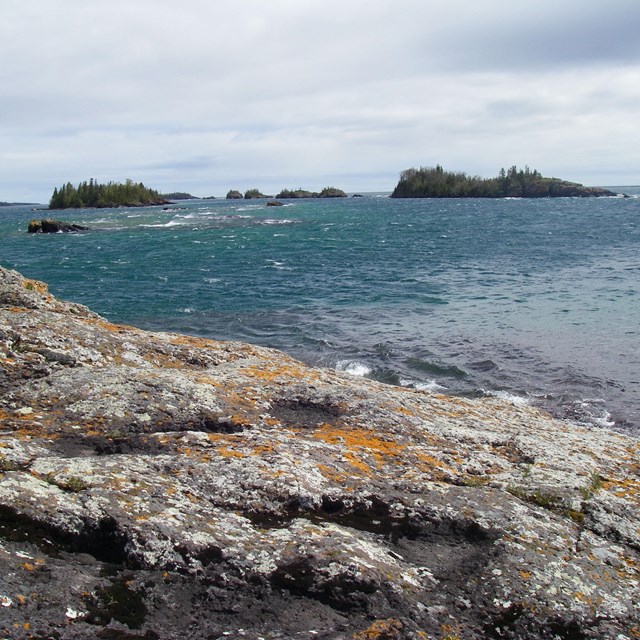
0, 265, 638, 639
27, 219, 91, 233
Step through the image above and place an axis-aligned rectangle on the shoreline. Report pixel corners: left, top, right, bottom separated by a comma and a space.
0, 265, 638, 638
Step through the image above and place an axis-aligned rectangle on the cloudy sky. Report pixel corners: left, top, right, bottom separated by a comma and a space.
1, 0, 639, 202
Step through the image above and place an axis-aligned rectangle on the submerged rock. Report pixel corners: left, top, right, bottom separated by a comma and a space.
27, 218, 90, 233
0, 265, 638, 639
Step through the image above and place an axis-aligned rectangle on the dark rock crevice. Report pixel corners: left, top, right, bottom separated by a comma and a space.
0, 505, 130, 565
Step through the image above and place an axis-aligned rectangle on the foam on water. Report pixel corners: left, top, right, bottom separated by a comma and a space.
336, 360, 372, 377
485, 390, 531, 407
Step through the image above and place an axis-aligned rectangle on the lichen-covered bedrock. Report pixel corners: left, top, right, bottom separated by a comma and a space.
0, 264, 638, 639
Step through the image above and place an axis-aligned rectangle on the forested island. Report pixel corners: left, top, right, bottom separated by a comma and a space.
226, 186, 348, 200
276, 186, 347, 198
49, 179, 169, 209
162, 192, 196, 200
391, 165, 616, 198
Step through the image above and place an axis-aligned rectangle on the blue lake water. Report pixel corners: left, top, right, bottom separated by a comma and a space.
1, 190, 639, 433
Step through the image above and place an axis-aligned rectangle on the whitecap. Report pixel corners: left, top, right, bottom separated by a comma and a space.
400, 378, 446, 392
141, 219, 184, 228
258, 219, 298, 225
336, 360, 372, 377
486, 390, 530, 406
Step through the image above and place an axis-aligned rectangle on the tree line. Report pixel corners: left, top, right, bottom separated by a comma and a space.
390, 165, 614, 198
49, 179, 168, 209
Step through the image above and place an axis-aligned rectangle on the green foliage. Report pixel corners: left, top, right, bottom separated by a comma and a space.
276, 188, 317, 199
275, 186, 347, 199
49, 178, 166, 209
506, 485, 560, 510
390, 165, 612, 198
319, 186, 347, 198
579, 471, 603, 500
244, 188, 271, 199
0, 455, 18, 472
41, 472, 88, 492
62, 476, 88, 492
162, 192, 195, 200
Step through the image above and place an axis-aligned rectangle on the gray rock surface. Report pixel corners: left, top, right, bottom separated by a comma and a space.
0, 265, 638, 639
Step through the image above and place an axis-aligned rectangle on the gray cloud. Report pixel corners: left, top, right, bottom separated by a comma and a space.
1, 0, 639, 201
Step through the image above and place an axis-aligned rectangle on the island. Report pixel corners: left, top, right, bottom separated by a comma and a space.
162, 192, 196, 200
48, 179, 170, 209
276, 186, 347, 199
0, 264, 638, 639
391, 165, 617, 198
244, 188, 273, 199
225, 189, 243, 199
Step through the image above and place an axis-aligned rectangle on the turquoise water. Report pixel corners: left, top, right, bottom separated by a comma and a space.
1, 191, 639, 432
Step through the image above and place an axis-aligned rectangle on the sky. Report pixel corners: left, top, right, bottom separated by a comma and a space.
1, 0, 640, 202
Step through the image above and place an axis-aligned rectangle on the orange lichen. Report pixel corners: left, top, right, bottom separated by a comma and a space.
80, 317, 137, 334
217, 447, 246, 459
312, 425, 404, 468
207, 433, 240, 444
601, 477, 640, 503
241, 362, 317, 384
169, 335, 218, 349
22, 279, 48, 294
343, 451, 372, 475
352, 618, 404, 640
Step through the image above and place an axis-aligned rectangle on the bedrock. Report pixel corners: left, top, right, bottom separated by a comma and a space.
0, 266, 638, 639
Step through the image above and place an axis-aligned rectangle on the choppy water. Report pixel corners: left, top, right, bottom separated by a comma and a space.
1, 190, 639, 433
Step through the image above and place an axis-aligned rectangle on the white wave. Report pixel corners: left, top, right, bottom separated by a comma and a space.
593, 412, 616, 428
400, 378, 446, 392
258, 218, 297, 225
141, 219, 184, 228
336, 360, 372, 377
486, 390, 530, 406
575, 398, 616, 428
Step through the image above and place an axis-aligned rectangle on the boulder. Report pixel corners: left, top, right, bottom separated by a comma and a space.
0, 265, 638, 639
27, 218, 90, 233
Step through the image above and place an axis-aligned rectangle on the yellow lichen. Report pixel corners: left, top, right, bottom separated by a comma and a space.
351, 618, 404, 639
217, 447, 246, 459
312, 424, 404, 467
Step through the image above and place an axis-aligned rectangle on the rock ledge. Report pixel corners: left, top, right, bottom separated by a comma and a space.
0, 266, 638, 639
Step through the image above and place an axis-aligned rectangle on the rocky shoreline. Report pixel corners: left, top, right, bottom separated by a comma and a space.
0, 265, 638, 639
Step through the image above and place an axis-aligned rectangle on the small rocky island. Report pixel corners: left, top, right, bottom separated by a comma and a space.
0, 266, 638, 639
227, 187, 348, 200
277, 187, 347, 199
391, 165, 617, 198
27, 219, 90, 234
